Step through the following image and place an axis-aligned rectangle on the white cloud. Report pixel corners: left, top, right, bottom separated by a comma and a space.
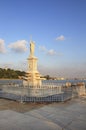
39, 45, 57, 56
39, 45, 62, 56
8, 40, 28, 53
0, 39, 6, 53
39, 45, 47, 52
56, 35, 65, 41
47, 49, 57, 56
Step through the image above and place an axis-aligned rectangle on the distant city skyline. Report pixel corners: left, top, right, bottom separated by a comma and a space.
0, 0, 86, 78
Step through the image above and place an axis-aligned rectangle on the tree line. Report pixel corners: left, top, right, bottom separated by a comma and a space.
0, 68, 25, 79
0, 68, 53, 80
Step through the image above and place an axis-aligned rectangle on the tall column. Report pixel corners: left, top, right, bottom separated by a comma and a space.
26, 40, 42, 87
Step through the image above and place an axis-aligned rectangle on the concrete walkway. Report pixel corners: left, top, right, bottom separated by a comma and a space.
0, 96, 86, 130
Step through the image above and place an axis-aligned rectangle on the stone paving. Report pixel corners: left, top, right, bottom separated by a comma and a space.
0, 96, 86, 130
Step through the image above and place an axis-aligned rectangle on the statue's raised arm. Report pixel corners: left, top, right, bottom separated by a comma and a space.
30, 41, 35, 56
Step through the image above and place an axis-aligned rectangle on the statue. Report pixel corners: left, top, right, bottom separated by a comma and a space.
30, 41, 35, 56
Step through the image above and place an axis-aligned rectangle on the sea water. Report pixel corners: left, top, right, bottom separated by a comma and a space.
0, 79, 86, 86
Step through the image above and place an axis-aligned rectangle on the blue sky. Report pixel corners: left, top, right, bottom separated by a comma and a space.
0, 0, 86, 78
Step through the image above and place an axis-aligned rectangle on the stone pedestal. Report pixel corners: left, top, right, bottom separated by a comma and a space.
26, 56, 42, 87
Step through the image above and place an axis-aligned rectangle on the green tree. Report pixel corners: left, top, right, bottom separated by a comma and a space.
0, 68, 25, 79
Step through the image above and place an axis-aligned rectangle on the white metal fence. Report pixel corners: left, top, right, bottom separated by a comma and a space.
0, 83, 86, 102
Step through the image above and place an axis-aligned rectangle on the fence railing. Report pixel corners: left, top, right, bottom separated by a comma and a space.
0, 83, 86, 102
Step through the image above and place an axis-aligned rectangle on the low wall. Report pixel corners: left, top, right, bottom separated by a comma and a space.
2, 85, 62, 97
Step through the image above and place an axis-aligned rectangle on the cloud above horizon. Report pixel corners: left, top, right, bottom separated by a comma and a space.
56, 35, 65, 41
39, 45, 62, 56
0, 39, 6, 53
39, 45, 47, 52
38, 63, 86, 78
39, 45, 57, 56
47, 49, 57, 56
8, 40, 28, 53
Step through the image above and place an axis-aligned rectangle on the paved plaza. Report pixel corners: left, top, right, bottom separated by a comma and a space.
0, 96, 86, 130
